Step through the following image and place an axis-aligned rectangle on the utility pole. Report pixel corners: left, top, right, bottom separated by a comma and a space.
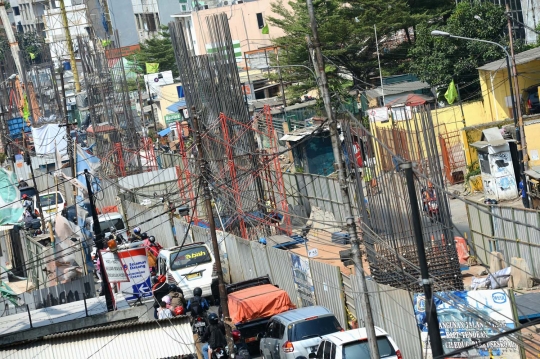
22, 135, 45, 227
0, 2, 23, 78
401, 162, 444, 357
85, 169, 114, 311
192, 111, 234, 354
506, 2, 530, 208
305, 0, 379, 357
58, 0, 81, 93
59, 65, 77, 218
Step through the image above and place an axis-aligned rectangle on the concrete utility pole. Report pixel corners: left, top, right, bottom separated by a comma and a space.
192, 111, 234, 354
401, 162, 444, 358
0, 2, 23, 78
506, 2, 530, 208
58, 0, 81, 93
305, 0, 380, 357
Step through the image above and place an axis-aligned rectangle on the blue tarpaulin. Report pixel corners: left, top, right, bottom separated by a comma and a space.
166, 99, 187, 113
158, 127, 172, 137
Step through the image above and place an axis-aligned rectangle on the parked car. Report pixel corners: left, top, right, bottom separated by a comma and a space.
259, 306, 342, 359
309, 327, 402, 359
85, 211, 127, 239
33, 191, 65, 223
156, 242, 217, 300
523, 84, 540, 115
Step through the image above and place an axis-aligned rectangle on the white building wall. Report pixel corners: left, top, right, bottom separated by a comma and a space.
521, 0, 540, 44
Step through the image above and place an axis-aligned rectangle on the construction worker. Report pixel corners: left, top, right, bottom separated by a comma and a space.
422, 182, 436, 212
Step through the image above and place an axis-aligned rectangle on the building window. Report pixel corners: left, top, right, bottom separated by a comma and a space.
147, 13, 157, 32
256, 13, 264, 29
12, 6, 20, 16
135, 14, 141, 30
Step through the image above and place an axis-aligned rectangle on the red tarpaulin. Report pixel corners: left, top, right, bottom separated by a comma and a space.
228, 284, 296, 324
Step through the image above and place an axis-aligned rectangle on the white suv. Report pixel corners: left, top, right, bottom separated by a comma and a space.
309, 327, 402, 359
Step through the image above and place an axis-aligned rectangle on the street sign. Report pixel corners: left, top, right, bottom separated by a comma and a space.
101, 251, 129, 283
308, 248, 319, 258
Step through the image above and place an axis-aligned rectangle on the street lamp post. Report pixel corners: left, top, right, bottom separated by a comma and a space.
431, 30, 529, 207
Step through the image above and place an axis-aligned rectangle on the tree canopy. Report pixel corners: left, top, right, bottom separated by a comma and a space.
267, 0, 455, 103
409, 1, 529, 98
127, 26, 178, 77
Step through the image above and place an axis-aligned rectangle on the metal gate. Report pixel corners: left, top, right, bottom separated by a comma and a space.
439, 125, 466, 184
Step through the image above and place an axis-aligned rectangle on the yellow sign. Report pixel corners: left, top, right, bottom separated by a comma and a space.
185, 250, 207, 260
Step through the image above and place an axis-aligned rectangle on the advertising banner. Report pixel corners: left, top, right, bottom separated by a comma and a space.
413, 290, 520, 359
101, 251, 129, 283
290, 253, 316, 307
117, 247, 152, 301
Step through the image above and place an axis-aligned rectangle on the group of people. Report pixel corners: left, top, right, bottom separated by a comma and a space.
151, 282, 226, 359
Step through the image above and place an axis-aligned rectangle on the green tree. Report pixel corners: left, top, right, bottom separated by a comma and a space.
127, 26, 178, 77
409, 1, 528, 98
268, 0, 433, 103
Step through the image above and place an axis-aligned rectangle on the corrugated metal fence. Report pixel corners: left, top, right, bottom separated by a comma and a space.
467, 204, 540, 277
348, 275, 423, 359
125, 202, 176, 248
282, 172, 360, 223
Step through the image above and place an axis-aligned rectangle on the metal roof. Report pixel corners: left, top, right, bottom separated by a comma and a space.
478, 46, 540, 71
364, 81, 430, 99
1, 316, 195, 359
279, 125, 329, 142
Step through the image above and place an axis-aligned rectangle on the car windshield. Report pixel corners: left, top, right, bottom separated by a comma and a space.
342, 336, 396, 359
99, 218, 125, 232
40, 193, 63, 207
290, 316, 341, 341
170, 246, 212, 270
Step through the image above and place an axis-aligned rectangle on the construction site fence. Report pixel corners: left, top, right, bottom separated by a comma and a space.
467, 203, 540, 278
172, 217, 423, 358
125, 201, 176, 249
1, 273, 96, 318
282, 172, 360, 224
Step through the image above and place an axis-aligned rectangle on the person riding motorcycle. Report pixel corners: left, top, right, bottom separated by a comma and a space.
187, 287, 209, 317
143, 235, 163, 257
422, 182, 437, 212
130, 227, 142, 242
109, 226, 125, 245
201, 312, 227, 359
152, 275, 172, 319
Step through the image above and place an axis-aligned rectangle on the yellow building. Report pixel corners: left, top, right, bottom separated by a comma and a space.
154, 83, 185, 128
369, 47, 540, 178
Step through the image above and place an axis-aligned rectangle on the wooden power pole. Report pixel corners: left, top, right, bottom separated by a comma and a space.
192, 111, 234, 354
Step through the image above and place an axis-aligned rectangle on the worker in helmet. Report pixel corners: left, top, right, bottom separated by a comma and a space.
130, 227, 142, 242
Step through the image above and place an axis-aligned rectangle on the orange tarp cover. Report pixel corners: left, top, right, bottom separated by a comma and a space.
228, 284, 296, 324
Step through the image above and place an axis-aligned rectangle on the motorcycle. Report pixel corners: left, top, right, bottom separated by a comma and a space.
211, 347, 228, 359
192, 315, 207, 336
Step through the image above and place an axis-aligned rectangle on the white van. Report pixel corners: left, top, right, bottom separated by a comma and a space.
156, 242, 217, 300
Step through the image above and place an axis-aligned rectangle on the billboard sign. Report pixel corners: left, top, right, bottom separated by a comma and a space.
101, 251, 129, 283
290, 253, 316, 307
413, 290, 520, 359
117, 247, 152, 301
